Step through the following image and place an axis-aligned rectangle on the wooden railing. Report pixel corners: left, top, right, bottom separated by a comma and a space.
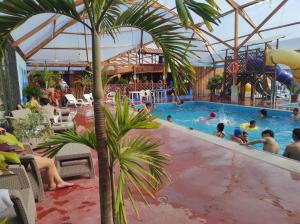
71, 83, 165, 98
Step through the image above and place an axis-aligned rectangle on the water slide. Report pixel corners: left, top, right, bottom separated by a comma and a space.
265, 48, 300, 85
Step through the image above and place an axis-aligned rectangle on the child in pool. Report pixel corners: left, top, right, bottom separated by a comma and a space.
215, 123, 225, 138
231, 128, 248, 144
200, 112, 217, 122
240, 120, 257, 131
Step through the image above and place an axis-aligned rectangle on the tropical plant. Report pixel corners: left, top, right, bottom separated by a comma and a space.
207, 74, 223, 94
289, 81, 300, 95
32, 68, 61, 89
38, 96, 167, 223
13, 112, 51, 144
0, 1, 219, 223
75, 74, 93, 94
23, 86, 43, 99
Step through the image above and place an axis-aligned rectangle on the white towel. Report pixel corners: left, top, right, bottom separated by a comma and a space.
0, 189, 13, 216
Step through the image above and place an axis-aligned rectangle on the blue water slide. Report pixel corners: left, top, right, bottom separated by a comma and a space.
247, 56, 293, 87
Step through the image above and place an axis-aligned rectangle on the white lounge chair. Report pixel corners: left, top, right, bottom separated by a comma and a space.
83, 94, 93, 105
65, 94, 89, 107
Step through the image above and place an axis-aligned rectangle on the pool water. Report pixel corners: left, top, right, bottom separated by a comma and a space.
152, 101, 300, 155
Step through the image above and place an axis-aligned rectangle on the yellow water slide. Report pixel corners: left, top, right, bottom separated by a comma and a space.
265, 48, 300, 84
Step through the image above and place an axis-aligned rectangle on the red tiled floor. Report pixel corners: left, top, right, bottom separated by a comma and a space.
36, 107, 300, 224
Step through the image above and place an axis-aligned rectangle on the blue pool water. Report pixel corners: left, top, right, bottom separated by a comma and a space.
152, 101, 300, 155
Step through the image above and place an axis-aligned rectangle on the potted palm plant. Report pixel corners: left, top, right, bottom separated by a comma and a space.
207, 75, 223, 101
289, 81, 300, 103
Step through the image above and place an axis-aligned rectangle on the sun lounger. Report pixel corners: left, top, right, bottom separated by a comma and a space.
65, 94, 90, 107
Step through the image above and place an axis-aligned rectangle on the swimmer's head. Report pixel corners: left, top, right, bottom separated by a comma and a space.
210, 112, 216, 118
262, 129, 274, 138
293, 108, 299, 115
260, 109, 267, 118
217, 123, 224, 132
167, 115, 173, 122
249, 120, 256, 128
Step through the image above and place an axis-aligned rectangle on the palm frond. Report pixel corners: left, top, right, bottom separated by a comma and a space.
175, 0, 220, 31
113, 136, 169, 223
38, 129, 96, 158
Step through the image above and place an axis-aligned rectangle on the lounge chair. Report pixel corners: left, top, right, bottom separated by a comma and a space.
42, 105, 74, 133
10, 109, 31, 119
0, 165, 36, 224
65, 94, 90, 107
83, 94, 93, 105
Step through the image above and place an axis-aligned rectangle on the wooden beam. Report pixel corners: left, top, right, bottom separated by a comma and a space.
238, 0, 288, 49
25, 11, 86, 60
7, 35, 26, 59
226, 0, 264, 40
27, 62, 89, 67
13, 14, 60, 47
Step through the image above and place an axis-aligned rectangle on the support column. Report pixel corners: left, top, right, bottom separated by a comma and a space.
231, 9, 239, 104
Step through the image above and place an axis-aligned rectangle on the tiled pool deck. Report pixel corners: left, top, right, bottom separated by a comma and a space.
36, 107, 300, 224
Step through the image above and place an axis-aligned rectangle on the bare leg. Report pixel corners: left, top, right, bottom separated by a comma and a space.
34, 155, 73, 190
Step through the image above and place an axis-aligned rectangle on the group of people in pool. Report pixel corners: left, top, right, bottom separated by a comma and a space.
214, 108, 300, 161
166, 107, 300, 161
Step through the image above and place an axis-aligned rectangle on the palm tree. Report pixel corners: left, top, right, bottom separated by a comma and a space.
38, 96, 166, 223
0, 1, 219, 223
75, 73, 93, 94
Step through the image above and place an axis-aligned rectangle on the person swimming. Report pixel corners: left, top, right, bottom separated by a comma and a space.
215, 123, 225, 138
259, 109, 267, 118
292, 108, 300, 120
240, 120, 257, 131
167, 115, 173, 123
200, 112, 217, 122
231, 128, 248, 144
241, 129, 279, 154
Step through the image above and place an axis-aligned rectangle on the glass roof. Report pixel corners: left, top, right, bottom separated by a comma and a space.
9, 0, 300, 70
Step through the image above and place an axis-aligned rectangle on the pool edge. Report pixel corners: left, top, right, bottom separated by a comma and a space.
158, 118, 300, 174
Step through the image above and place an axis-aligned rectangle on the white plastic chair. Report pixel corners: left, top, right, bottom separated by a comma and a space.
145, 90, 154, 102
139, 90, 148, 102
83, 94, 93, 105
106, 91, 116, 104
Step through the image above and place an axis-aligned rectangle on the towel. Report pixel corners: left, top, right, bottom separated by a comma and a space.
0, 189, 13, 216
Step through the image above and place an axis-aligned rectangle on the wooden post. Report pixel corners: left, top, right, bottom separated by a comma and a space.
231, 9, 239, 104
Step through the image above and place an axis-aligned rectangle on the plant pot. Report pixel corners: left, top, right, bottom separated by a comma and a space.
291, 94, 298, 103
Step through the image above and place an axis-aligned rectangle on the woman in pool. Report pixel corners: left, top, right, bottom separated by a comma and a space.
215, 123, 225, 138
